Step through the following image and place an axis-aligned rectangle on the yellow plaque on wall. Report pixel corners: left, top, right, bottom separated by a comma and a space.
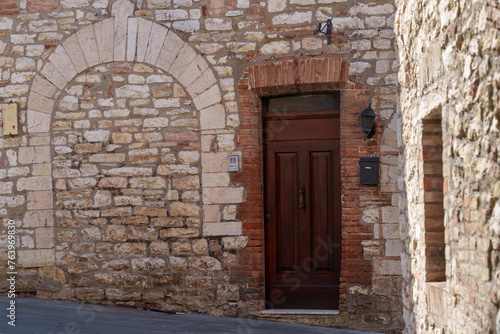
2, 103, 19, 136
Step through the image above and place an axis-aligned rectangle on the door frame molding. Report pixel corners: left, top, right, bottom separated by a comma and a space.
232, 57, 376, 313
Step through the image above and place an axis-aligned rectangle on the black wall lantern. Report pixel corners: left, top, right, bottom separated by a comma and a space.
360, 103, 376, 140
313, 19, 332, 44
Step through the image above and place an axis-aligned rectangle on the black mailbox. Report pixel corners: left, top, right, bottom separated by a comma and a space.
360, 157, 379, 185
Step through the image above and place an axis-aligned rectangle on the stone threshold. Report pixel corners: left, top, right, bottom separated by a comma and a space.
257, 309, 340, 316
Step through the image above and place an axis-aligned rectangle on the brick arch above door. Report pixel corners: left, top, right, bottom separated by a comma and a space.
232, 57, 374, 313
246, 58, 348, 96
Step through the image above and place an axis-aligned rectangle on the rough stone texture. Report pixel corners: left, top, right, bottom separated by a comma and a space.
0, 0, 402, 331
396, 0, 500, 333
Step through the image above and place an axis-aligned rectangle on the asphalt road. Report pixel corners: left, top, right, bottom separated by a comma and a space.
0, 296, 382, 334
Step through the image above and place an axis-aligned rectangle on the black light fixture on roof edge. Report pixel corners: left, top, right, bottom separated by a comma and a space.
360, 103, 376, 140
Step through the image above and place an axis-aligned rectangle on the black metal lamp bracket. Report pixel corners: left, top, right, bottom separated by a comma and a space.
313, 19, 332, 45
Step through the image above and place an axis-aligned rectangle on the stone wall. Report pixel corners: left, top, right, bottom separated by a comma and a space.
0, 0, 402, 332
396, 0, 500, 332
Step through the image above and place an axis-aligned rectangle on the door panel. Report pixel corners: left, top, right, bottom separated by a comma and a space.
264, 135, 341, 309
310, 151, 333, 272
276, 152, 298, 271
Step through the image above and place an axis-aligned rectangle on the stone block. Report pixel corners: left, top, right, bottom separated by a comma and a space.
382, 223, 400, 240
203, 205, 220, 222
75, 288, 105, 300
223, 205, 237, 220
151, 217, 183, 227
157, 164, 198, 175
62, 34, 88, 73
39, 61, 66, 91
17, 176, 52, 191
193, 84, 221, 110
382, 206, 399, 223
103, 167, 153, 176
101, 207, 132, 217
94, 18, 114, 64
102, 225, 127, 242
145, 23, 168, 64
205, 18, 232, 31
144, 117, 169, 127
68, 178, 97, 189
373, 258, 402, 276
27, 191, 53, 210
150, 241, 169, 255
362, 240, 383, 257
169, 202, 200, 216
173, 176, 200, 190
203, 222, 242, 236
49, 46, 78, 82
272, 12, 312, 25
131, 257, 166, 270
372, 277, 392, 295
103, 259, 130, 271
93, 190, 112, 207
18, 249, 55, 268
106, 289, 141, 301
134, 207, 167, 216
201, 152, 230, 173
123, 216, 149, 225
112, 0, 134, 61
27, 110, 51, 133
76, 24, 100, 68
203, 187, 245, 204
84, 130, 110, 142
129, 176, 166, 189
0, 182, 13, 194
169, 257, 187, 272
81, 227, 101, 241
222, 236, 248, 250
160, 228, 199, 238
202, 173, 230, 188
114, 196, 143, 206
28, 91, 54, 115
177, 54, 209, 88
190, 256, 222, 271
172, 241, 191, 255
136, 18, 153, 63
128, 227, 158, 240
36, 227, 54, 249
115, 85, 150, 98
200, 104, 225, 130
192, 239, 208, 254
268, 0, 286, 12
24, 210, 54, 228
126, 17, 138, 62
156, 30, 185, 72
169, 44, 198, 79
178, 151, 200, 164
186, 68, 217, 97
89, 153, 125, 163
386, 239, 402, 256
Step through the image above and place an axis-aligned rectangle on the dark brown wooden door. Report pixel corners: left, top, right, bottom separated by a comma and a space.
264, 111, 341, 310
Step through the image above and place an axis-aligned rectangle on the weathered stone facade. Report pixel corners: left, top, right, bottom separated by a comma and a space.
0, 0, 402, 332
396, 0, 500, 333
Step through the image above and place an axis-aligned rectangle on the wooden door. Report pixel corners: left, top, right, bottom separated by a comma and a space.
264, 98, 341, 310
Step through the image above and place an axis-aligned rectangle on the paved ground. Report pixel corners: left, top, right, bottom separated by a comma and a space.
0, 296, 382, 334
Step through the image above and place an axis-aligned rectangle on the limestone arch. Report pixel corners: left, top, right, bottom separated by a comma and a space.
23, 0, 236, 269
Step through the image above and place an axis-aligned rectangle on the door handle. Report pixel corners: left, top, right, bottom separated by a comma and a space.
299, 186, 306, 210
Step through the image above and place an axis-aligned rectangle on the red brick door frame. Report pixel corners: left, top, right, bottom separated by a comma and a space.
233, 57, 375, 312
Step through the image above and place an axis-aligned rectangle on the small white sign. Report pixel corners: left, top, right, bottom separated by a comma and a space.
228, 155, 239, 172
